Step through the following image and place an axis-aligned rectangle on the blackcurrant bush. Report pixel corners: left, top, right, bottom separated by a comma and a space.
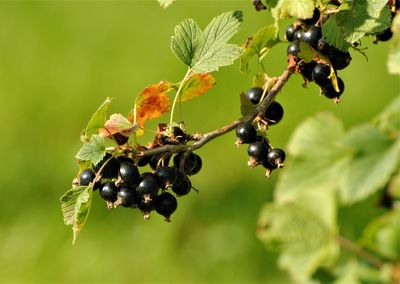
300, 61, 317, 82
248, 140, 269, 163
236, 122, 257, 144
264, 101, 284, 125
79, 169, 95, 186
136, 173, 160, 201
287, 41, 300, 57
119, 162, 140, 186
312, 63, 332, 88
94, 153, 119, 179
267, 148, 286, 168
245, 87, 263, 104
301, 8, 320, 26
329, 49, 351, 70
155, 166, 178, 189
116, 186, 137, 208
322, 77, 345, 99
285, 25, 296, 42
301, 26, 322, 49
376, 28, 393, 42
154, 192, 178, 221
100, 182, 118, 205
172, 176, 191, 196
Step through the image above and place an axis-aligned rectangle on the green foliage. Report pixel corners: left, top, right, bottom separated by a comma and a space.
388, 14, 400, 74
83, 97, 113, 140
157, 0, 175, 8
60, 186, 93, 244
240, 25, 279, 73
171, 11, 243, 73
75, 134, 107, 165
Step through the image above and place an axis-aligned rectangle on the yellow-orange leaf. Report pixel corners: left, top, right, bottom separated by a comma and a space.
179, 73, 216, 102
129, 81, 173, 133
99, 113, 137, 137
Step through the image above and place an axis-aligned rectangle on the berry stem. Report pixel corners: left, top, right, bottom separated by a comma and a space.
169, 68, 193, 126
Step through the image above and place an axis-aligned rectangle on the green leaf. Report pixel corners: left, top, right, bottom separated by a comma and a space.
338, 125, 400, 204
362, 210, 400, 261
240, 92, 257, 116
388, 14, 400, 75
157, 0, 175, 8
322, 16, 350, 52
60, 185, 93, 243
239, 25, 279, 73
373, 95, 400, 136
75, 134, 107, 165
84, 97, 113, 139
257, 203, 338, 282
298, 41, 316, 63
171, 11, 243, 74
278, 0, 315, 20
171, 19, 202, 68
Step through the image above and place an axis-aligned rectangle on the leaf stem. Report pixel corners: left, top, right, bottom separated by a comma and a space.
169, 68, 192, 126
336, 235, 384, 269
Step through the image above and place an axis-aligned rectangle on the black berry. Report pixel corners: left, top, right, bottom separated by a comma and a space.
112, 133, 129, 145
100, 182, 118, 203
79, 169, 95, 186
116, 186, 137, 207
154, 192, 178, 221
300, 61, 317, 82
312, 63, 332, 88
301, 8, 320, 26
285, 25, 296, 42
264, 101, 284, 125
267, 148, 286, 168
293, 29, 303, 41
155, 166, 178, 189
236, 122, 257, 144
119, 162, 140, 186
329, 49, 351, 70
376, 28, 393, 42
172, 176, 191, 196
94, 153, 119, 179
150, 153, 170, 170
136, 173, 160, 201
245, 87, 263, 104
317, 37, 334, 56
248, 140, 269, 163
287, 41, 300, 57
137, 198, 154, 220
173, 152, 201, 175
322, 77, 345, 99
301, 26, 322, 49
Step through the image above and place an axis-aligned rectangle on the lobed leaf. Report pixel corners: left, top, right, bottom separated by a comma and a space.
84, 97, 113, 139
240, 25, 279, 73
75, 134, 107, 165
278, 0, 315, 20
178, 73, 215, 102
388, 14, 400, 75
100, 113, 138, 137
130, 81, 173, 133
60, 185, 93, 244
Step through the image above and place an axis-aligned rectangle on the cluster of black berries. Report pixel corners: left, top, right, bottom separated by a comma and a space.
236, 87, 286, 177
286, 8, 350, 103
374, 0, 399, 42
77, 126, 202, 221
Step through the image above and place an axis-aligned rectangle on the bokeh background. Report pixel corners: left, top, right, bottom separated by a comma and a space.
0, 1, 398, 283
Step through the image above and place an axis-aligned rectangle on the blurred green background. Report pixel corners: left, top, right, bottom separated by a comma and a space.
0, 1, 398, 283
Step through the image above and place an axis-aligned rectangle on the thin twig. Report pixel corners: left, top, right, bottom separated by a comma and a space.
336, 235, 384, 269
135, 67, 294, 157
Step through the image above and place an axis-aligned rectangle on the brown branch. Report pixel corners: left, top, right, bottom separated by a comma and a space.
336, 235, 384, 269
136, 67, 294, 157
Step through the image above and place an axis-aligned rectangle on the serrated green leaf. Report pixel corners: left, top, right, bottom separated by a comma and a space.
157, 0, 175, 8
298, 41, 315, 63
362, 210, 400, 261
60, 185, 93, 244
75, 134, 107, 165
171, 19, 202, 67
322, 17, 350, 51
84, 97, 113, 139
338, 125, 400, 204
257, 203, 338, 282
388, 14, 400, 75
240, 25, 279, 73
278, 0, 315, 20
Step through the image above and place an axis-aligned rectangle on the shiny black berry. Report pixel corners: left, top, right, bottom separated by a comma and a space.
329, 49, 351, 70
150, 153, 171, 170
293, 29, 303, 41
236, 122, 257, 144
137, 198, 154, 220
245, 87, 263, 104
112, 133, 129, 145
248, 140, 269, 163
79, 169, 95, 186
172, 176, 191, 196
317, 37, 334, 56
119, 162, 140, 186
100, 182, 118, 203
94, 153, 119, 179
376, 28, 393, 42
300, 61, 317, 82
267, 148, 286, 168
155, 166, 178, 189
301, 8, 320, 26
287, 41, 300, 57
136, 173, 160, 201
173, 152, 202, 175
116, 186, 137, 207
154, 192, 178, 221
301, 26, 322, 49
322, 77, 345, 99
264, 101, 284, 125
312, 63, 332, 88
285, 25, 296, 42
